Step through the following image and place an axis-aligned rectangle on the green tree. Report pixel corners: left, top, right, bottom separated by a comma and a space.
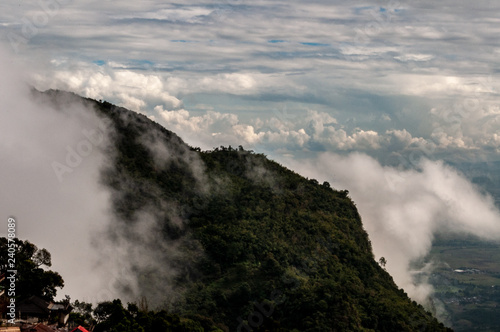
379, 256, 387, 268
69, 299, 96, 327
0, 237, 64, 301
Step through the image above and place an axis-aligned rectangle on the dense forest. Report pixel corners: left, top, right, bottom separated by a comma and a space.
11, 90, 453, 331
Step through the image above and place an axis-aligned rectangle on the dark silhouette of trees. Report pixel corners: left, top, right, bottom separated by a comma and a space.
0, 237, 64, 301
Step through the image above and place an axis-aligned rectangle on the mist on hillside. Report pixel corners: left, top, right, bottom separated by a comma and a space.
282, 152, 500, 312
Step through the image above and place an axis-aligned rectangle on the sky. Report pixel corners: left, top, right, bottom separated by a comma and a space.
2, 0, 500, 164
1, 0, 500, 311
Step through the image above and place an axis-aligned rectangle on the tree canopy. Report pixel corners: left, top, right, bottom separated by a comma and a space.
0, 237, 64, 301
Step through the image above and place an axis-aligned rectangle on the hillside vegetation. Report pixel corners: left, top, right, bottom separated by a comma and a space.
38, 90, 452, 331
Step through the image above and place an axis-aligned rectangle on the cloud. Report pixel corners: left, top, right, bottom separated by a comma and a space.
95, 109, 214, 308
34, 64, 182, 112
154, 105, 469, 161
0, 45, 117, 302
394, 53, 434, 62
153, 106, 386, 152
280, 152, 500, 305
113, 6, 213, 23
2, 0, 498, 163
0, 44, 209, 307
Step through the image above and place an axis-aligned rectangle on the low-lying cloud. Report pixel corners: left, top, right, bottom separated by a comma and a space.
0, 45, 117, 302
281, 152, 500, 306
0, 44, 207, 306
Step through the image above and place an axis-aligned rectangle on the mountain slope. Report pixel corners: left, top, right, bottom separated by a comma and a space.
39, 89, 452, 331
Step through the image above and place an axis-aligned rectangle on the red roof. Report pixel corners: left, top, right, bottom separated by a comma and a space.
69, 327, 89, 332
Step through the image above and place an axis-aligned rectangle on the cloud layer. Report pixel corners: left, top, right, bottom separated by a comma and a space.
1, 0, 497, 163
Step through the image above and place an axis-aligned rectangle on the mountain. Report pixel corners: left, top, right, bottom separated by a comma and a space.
37, 89, 452, 331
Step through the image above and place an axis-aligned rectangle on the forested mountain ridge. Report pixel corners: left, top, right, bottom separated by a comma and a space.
36, 89, 452, 331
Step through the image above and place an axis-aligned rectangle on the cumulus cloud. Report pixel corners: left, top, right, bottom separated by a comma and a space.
34, 65, 182, 112
153, 106, 250, 149
153, 100, 496, 162
153, 106, 435, 156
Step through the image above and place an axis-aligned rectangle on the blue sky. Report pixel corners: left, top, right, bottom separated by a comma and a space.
1, 0, 499, 165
